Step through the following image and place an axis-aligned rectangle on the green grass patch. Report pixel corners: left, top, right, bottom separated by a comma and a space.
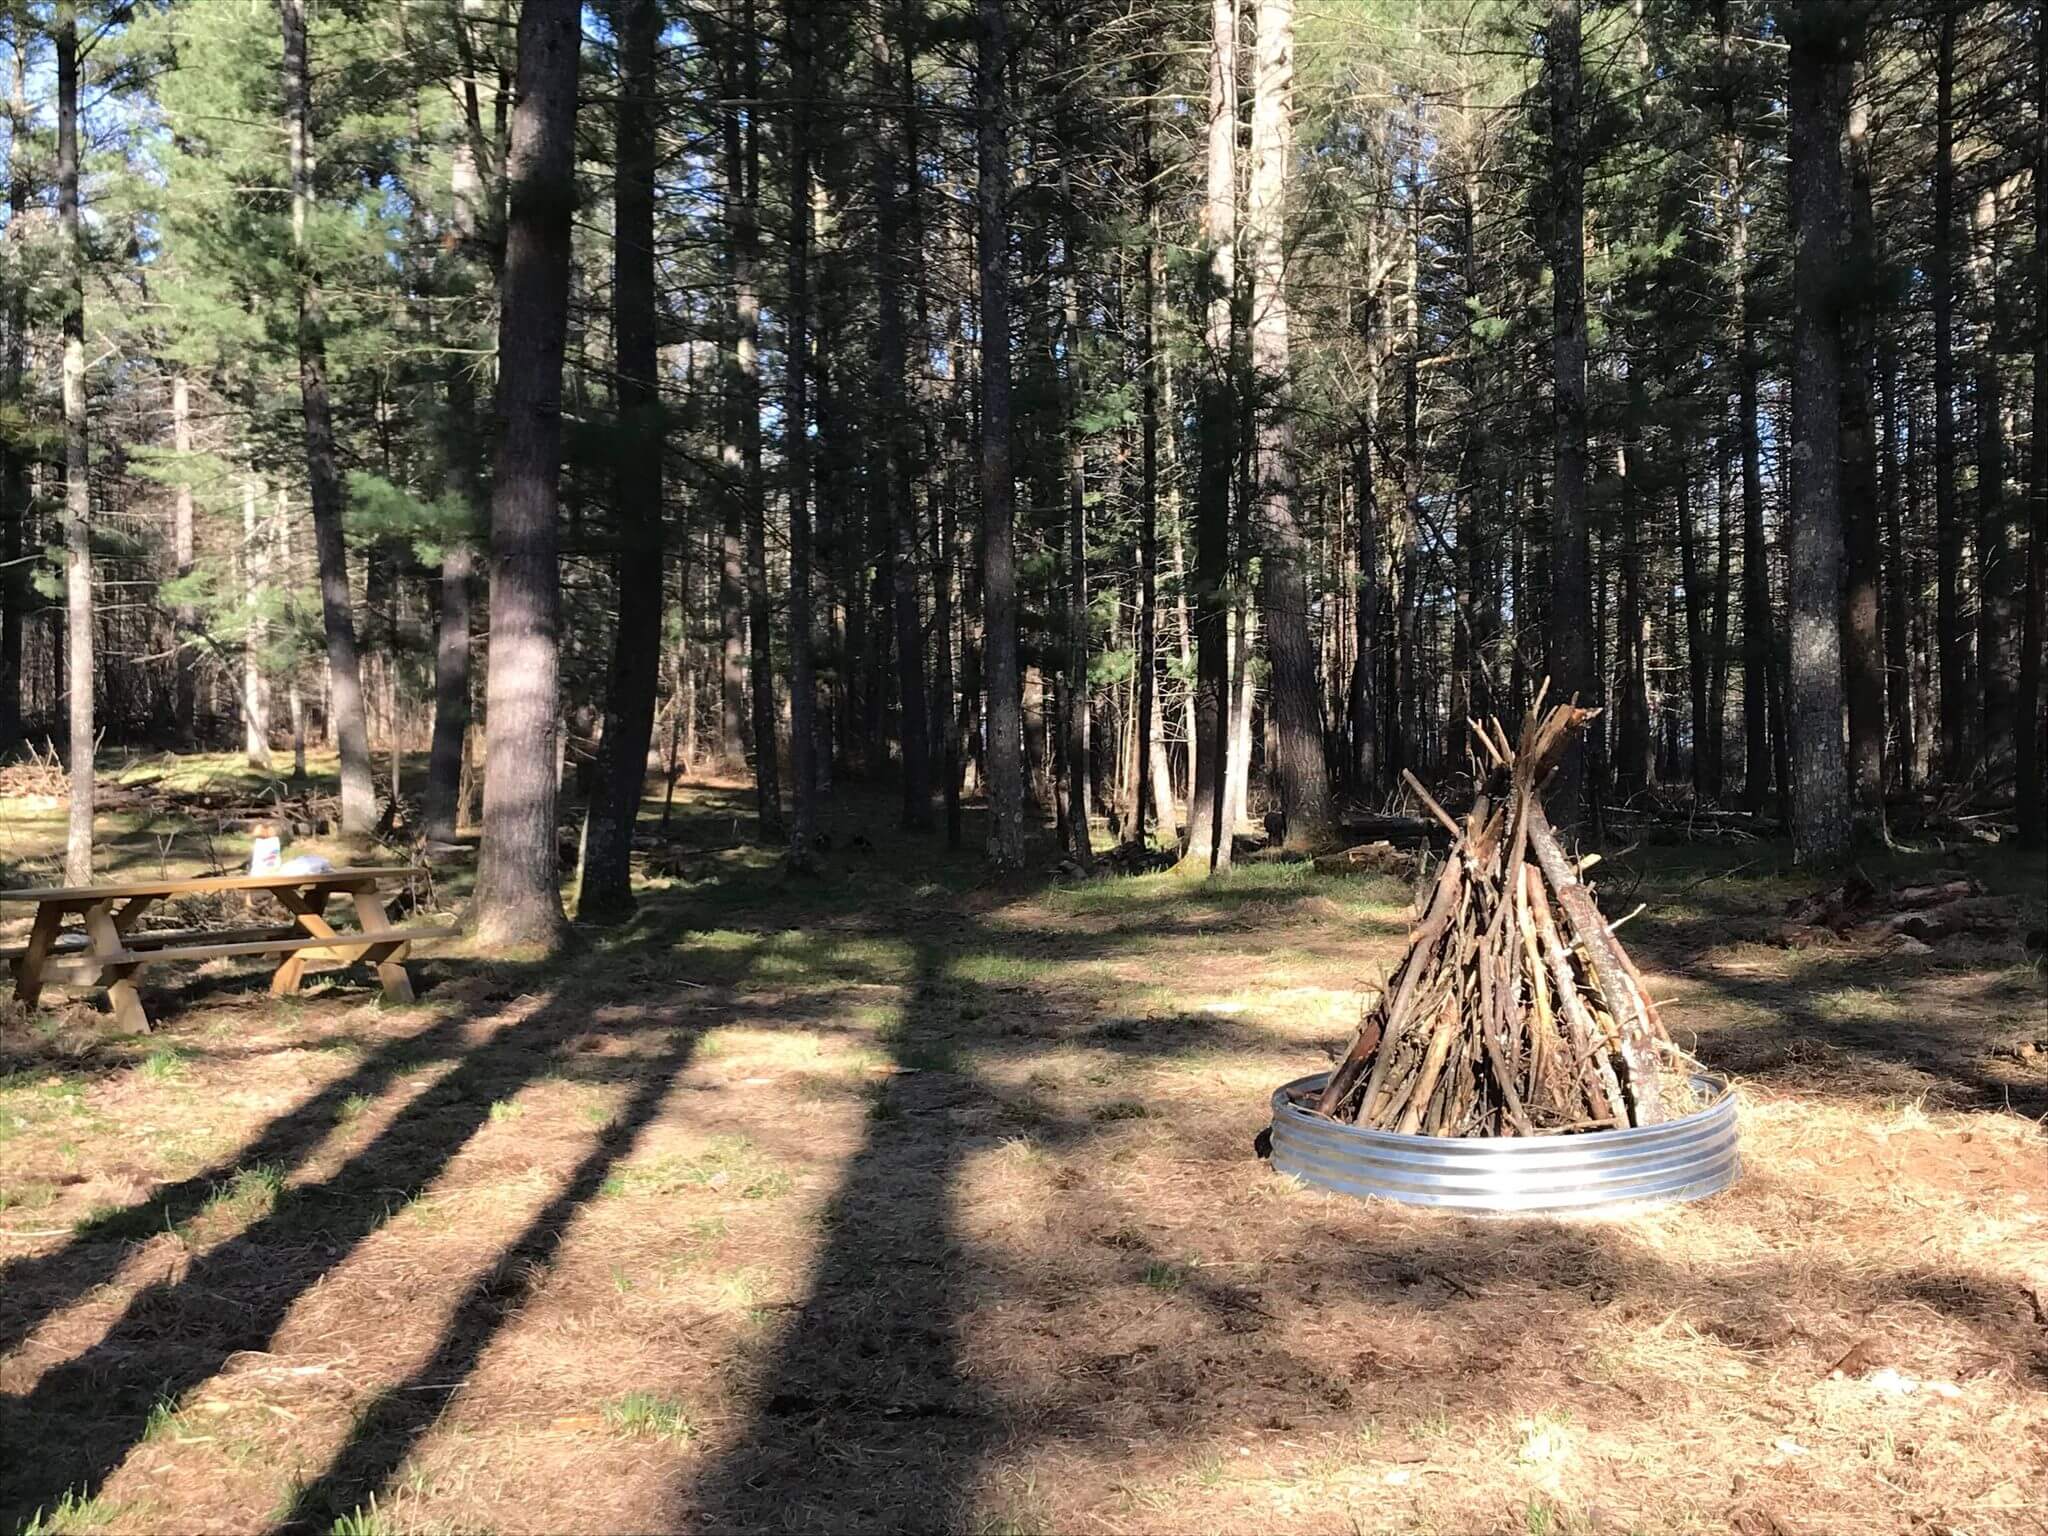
139, 1046, 193, 1082
18, 1489, 119, 1535
330, 1501, 393, 1536
1141, 1260, 1189, 1292
603, 1137, 791, 1201
0, 1180, 60, 1213
600, 1390, 695, 1442
141, 1394, 185, 1444
208, 1163, 286, 1220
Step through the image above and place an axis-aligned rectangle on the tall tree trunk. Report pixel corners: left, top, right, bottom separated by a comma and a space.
1840, 78, 1885, 817
1248, 0, 1330, 851
716, 0, 750, 776
1971, 184, 2017, 767
1348, 198, 1382, 796
424, 23, 494, 846
171, 377, 198, 745
1677, 434, 1711, 795
280, 0, 374, 834
471, 0, 579, 950
1707, 430, 1732, 795
874, 11, 930, 831
0, 30, 24, 757
1134, 59, 1162, 849
1880, 333, 1915, 791
278, 485, 308, 781
1721, 2, 1771, 812
1933, 2, 1968, 773
2018, 2, 2047, 847
578, 0, 666, 919
977, 0, 1026, 870
1544, 0, 1594, 830
1177, 0, 1237, 874
1616, 418, 1652, 797
785, 0, 819, 866
1061, 214, 1093, 871
57, 10, 91, 882
736, 0, 780, 838
1393, 139, 1421, 784
243, 481, 272, 770
1783, 3, 1856, 862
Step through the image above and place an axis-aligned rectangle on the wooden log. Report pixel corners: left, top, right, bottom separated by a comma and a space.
1474, 922, 1532, 1133
1523, 863, 1625, 1128
1394, 996, 1462, 1136
1316, 854, 1465, 1115
1525, 802, 1666, 1124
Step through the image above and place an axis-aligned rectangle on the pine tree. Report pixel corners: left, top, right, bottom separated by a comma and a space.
472, 0, 581, 951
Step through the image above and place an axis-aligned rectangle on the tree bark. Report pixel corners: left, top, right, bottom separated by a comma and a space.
1348, 193, 1382, 797
578, 0, 666, 919
471, 0, 579, 950
1061, 212, 1093, 871
785, 0, 819, 866
1248, 0, 1331, 851
2019, 2, 2047, 846
1177, 0, 1237, 875
425, 13, 495, 846
1707, 430, 1732, 794
1783, 2, 1856, 862
1933, 3, 1969, 773
976, 0, 1026, 870
57, 10, 91, 882
280, 0, 374, 835
736, 0, 780, 839
873, 10, 929, 831
1544, 0, 1594, 830
171, 377, 198, 744
1880, 332, 1915, 792
716, 0, 750, 776
243, 480, 272, 770
0, 30, 24, 756
1721, 1, 1772, 812
1970, 184, 2017, 768
1840, 79, 1885, 816
1134, 59, 1162, 849
1677, 435, 1710, 795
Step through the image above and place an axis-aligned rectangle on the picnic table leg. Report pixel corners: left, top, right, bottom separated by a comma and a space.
111, 896, 157, 935
269, 883, 364, 995
348, 885, 415, 1004
11, 903, 65, 1008
82, 903, 151, 1034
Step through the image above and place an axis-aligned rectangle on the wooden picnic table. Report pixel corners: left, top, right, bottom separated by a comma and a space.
0, 866, 451, 1032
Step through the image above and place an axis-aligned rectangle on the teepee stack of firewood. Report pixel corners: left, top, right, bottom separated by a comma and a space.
1311, 692, 1691, 1136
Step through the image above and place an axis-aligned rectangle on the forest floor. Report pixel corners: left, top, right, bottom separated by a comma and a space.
1, 762, 2044, 1535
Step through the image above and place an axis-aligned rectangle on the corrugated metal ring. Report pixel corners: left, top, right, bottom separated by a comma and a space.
1268, 1072, 1739, 1214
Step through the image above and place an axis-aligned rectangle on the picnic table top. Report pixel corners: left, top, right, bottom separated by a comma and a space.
0, 866, 418, 904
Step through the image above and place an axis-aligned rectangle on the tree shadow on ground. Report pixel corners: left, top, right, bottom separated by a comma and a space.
11, 797, 2040, 1531
670, 883, 2048, 1533
0, 911, 752, 1528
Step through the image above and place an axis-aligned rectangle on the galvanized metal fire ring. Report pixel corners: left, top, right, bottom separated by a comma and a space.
1267, 1072, 1739, 1214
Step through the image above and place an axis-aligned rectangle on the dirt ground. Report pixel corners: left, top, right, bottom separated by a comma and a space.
2, 768, 2044, 1535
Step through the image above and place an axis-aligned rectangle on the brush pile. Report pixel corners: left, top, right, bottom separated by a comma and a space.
1310, 695, 1694, 1137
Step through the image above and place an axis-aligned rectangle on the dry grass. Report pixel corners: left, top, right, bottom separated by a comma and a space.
1, 781, 2043, 1534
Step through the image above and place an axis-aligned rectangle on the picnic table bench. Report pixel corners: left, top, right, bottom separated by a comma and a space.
0, 866, 453, 1032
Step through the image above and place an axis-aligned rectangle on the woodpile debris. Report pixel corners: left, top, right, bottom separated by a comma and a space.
1313, 840, 1421, 880
1307, 693, 1696, 1137
1771, 873, 2019, 950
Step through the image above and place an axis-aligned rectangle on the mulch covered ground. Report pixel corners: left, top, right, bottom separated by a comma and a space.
2, 783, 2043, 1534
